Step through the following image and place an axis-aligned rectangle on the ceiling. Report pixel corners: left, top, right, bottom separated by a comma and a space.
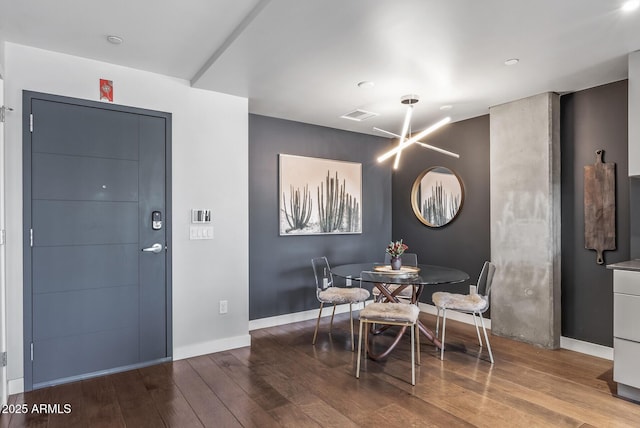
2, 0, 640, 137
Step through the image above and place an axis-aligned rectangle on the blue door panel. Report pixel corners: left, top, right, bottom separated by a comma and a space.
33, 328, 139, 385
33, 285, 138, 340
32, 200, 138, 246
138, 115, 167, 361
32, 153, 138, 202
32, 244, 138, 294
32, 100, 139, 160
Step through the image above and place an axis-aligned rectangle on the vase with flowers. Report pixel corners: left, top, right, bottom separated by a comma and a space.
386, 239, 409, 270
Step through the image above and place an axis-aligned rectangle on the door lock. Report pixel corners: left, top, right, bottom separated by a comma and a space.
152, 211, 163, 230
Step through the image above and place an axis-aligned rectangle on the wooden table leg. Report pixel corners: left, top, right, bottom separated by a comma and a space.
365, 283, 443, 360
418, 320, 442, 348
365, 325, 409, 360
365, 320, 442, 360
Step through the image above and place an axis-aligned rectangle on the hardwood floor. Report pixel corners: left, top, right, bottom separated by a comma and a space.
2, 312, 639, 427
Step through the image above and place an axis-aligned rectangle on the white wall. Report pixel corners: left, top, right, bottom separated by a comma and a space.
0, 41, 5, 77
3, 43, 250, 392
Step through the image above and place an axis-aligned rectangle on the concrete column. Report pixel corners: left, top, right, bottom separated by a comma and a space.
489, 92, 561, 348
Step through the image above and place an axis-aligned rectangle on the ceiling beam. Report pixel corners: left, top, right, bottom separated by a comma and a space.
190, 0, 272, 86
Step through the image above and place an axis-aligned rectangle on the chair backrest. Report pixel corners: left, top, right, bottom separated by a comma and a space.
383, 252, 418, 266
477, 261, 496, 299
311, 257, 333, 291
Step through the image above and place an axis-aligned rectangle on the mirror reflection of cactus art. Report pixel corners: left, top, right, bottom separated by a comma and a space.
279, 154, 362, 235
411, 166, 464, 227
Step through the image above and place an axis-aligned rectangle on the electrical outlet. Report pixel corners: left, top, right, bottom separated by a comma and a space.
219, 300, 228, 314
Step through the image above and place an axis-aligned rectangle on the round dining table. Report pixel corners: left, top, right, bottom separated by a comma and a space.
331, 263, 469, 359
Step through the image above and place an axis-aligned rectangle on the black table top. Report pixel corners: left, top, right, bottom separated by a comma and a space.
331, 263, 469, 286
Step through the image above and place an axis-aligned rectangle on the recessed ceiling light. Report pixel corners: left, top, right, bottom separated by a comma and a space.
622, 0, 640, 12
357, 81, 375, 89
504, 58, 519, 66
440, 105, 453, 111
106, 35, 124, 45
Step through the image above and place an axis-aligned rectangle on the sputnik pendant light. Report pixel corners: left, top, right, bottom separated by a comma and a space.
374, 95, 458, 169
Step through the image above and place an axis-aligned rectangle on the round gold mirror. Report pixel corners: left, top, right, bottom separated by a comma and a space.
411, 166, 464, 227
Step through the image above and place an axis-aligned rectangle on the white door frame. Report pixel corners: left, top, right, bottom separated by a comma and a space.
0, 73, 8, 405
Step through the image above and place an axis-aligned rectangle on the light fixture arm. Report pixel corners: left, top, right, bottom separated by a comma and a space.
415, 141, 460, 158
372, 127, 402, 138
377, 116, 452, 163
393, 105, 414, 169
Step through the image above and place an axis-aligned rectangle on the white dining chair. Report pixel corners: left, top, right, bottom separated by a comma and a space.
311, 257, 370, 351
432, 261, 496, 363
356, 301, 421, 385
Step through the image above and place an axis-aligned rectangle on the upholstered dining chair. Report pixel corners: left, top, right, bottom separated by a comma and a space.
372, 253, 419, 302
432, 261, 496, 363
356, 301, 421, 385
311, 257, 370, 351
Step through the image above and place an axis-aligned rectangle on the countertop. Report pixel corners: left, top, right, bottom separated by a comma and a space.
606, 259, 640, 271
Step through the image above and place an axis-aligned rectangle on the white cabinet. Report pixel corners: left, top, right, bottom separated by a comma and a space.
630, 51, 640, 176
612, 267, 640, 401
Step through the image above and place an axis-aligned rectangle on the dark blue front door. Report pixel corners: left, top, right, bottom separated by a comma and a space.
24, 92, 171, 389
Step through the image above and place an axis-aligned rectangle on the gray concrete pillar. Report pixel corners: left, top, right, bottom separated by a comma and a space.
489, 92, 561, 348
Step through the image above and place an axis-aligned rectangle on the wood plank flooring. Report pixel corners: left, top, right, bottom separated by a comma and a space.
2, 312, 639, 427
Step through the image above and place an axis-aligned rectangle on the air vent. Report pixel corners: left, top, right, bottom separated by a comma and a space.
340, 109, 379, 122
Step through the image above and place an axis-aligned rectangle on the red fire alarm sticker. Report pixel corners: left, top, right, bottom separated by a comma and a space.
100, 79, 113, 102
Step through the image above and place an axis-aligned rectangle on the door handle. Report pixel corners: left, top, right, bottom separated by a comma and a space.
141, 243, 163, 253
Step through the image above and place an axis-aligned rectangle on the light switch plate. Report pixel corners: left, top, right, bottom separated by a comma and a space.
190, 225, 214, 240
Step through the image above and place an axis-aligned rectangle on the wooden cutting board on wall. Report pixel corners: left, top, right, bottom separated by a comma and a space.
584, 149, 616, 265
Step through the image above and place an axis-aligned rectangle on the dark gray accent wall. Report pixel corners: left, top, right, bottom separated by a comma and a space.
561, 80, 629, 347
391, 115, 491, 302
249, 114, 392, 320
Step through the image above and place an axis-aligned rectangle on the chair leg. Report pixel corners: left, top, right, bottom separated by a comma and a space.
312, 302, 324, 345
349, 303, 354, 352
416, 322, 421, 365
329, 304, 336, 333
356, 320, 364, 378
440, 308, 447, 361
435, 306, 441, 336
479, 312, 494, 364
472, 312, 483, 348
410, 323, 415, 385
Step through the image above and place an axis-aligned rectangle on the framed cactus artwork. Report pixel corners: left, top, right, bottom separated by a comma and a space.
279, 154, 362, 235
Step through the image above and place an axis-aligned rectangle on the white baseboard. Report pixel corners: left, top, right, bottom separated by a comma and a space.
8, 378, 24, 395
249, 301, 368, 331
420, 303, 612, 360
173, 334, 252, 361
560, 336, 613, 360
